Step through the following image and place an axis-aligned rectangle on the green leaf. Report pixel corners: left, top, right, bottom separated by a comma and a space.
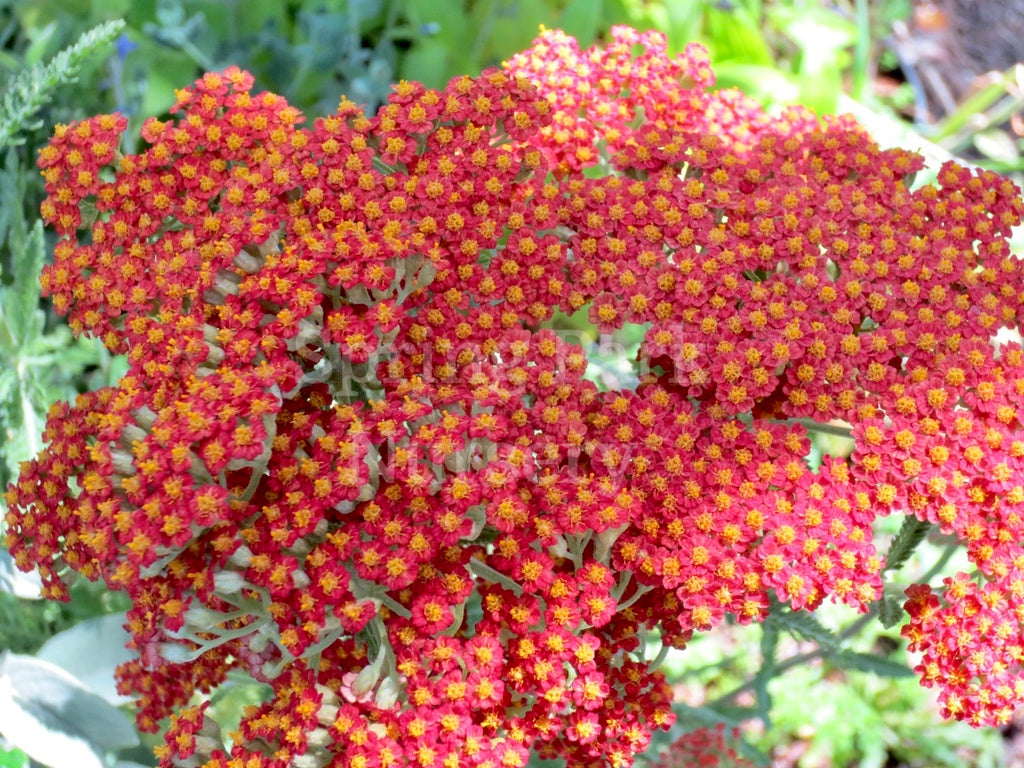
352, 0, 387, 33
972, 128, 1022, 166
5, 219, 45, 349
138, 53, 196, 117
205, 673, 271, 743
0, 549, 43, 601
883, 515, 933, 575
559, 0, 603, 48
92, 0, 133, 15
711, 63, 799, 106
0, 371, 41, 489
142, 5, 216, 70
400, 39, 452, 90
476, 0, 548, 69
0, 148, 28, 289
0, 368, 16, 410
0, 745, 29, 768
767, 608, 840, 651
672, 701, 748, 729
703, 3, 773, 67
22, 22, 61, 68
401, 0, 474, 81
36, 614, 134, 706
0, 19, 125, 152
768, 5, 855, 113
931, 67, 1018, 147
850, 0, 872, 101
751, 621, 778, 724
798, 63, 843, 115
663, 0, 703, 54
0, 653, 139, 768
878, 593, 905, 629
405, 0, 471, 50
828, 650, 915, 679
224, 0, 289, 36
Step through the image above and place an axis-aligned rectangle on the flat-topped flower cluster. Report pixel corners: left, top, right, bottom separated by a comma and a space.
6, 25, 1024, 768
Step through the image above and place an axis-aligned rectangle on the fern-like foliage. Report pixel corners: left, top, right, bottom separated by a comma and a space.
877, 594, 906, 629
0, 19, 126, 152
828, 650, 916, 678
766, 607, 840, 651
882, 515, 933, 575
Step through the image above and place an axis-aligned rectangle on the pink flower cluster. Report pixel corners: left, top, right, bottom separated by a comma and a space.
6, 24, 1024, 768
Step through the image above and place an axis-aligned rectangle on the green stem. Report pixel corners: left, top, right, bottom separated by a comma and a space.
565, 532, 592, 570
932, 69, 1017, 145
376, 592, 413, 620
467, 558, 523, 596
707, 610, 876, 708
616, 583, 653, 613
175, 617, 271, 661
775, 418, 853, 438
647, 641, 672, 672
851, 0, 871, 102
468, 0, 498, 73
919, 540, 961, 586
881, 516, 933, 576
17, 362, 39, 459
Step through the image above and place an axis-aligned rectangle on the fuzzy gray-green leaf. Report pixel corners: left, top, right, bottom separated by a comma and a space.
0, 19, 125, 152
6, 219, 45, 348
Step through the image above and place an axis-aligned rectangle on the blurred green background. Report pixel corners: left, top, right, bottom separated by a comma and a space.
2, 1, 1024, 767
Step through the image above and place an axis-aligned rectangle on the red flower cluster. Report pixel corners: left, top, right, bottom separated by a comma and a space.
652, 723, 757, 768
6, 24, 1024, 768
899, 348, 1024, 724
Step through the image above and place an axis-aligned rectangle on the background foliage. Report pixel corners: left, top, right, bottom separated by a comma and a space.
0, 1, 1020, 766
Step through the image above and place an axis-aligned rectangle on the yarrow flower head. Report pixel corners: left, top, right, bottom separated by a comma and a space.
652, 723, 757, 768
6, 25, 1024, 768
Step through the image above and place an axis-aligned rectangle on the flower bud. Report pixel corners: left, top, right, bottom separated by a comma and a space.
374, 675, 401, 709
228, 545, 253, 568
158, 642, 193, 664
